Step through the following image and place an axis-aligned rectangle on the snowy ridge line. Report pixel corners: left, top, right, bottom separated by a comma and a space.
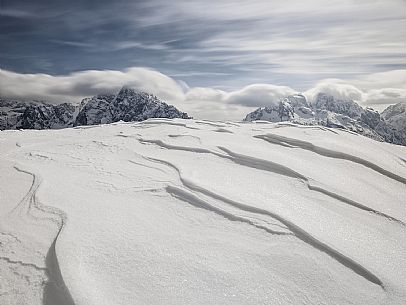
166, 186, 292, 236
138, 138, 229, 157
308, 184, 404, 225
140, 120, 201, 130
168, 134, 202, 143
128, 159, 168, 174
194, 121, 227, 128
217, 146, 308, 180
214, 128, 234, 133
218, 147, 405, 226
224, 121, 241, 127
139, 138, 404, 225
9, 166, 75, 305
144, 156, 384, 288
255, 134, 406, 185
272, 123, 340, 135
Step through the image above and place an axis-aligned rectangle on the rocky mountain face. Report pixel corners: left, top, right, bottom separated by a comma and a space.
244, 93, 406, 146
0, 99, 76, 130
381, 102, 406, 133
0, 88, 191, 130
75, 88, 190, 126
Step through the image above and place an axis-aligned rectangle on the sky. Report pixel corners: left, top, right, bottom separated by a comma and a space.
1, 0, 406, 120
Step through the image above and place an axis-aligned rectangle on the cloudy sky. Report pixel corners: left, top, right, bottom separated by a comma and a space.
1, 0, 406, 119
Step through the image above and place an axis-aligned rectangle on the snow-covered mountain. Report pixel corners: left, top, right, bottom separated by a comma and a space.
1, 119, 405, 305
0, 99, 76, 130
244, 93, 406, 146
0, 88, 190, 130
75, 87, 190, 126
381, 102, 406, 134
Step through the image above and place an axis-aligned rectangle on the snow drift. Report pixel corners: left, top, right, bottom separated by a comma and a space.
0, 119, 405, 305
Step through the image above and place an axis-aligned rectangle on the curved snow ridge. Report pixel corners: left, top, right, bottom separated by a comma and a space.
146, 156, 384, 288
218, 147, 405, 226
255, 133, 406, 185
308, 183, 404, 225
166, 186, 292, 236
138, 138, 229, 158
9, 167, 75, 305
214, 128, 234, 133
217, 146, 308, 180
168, 134, 202, 143
195, 121, 228, 128
274, 122, 340, 134
141, 120, 201, 130
138, 138, 404, 225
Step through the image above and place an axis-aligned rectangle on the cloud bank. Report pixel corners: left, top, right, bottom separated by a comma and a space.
1, 67, 406, 120
1, 0, 406, 91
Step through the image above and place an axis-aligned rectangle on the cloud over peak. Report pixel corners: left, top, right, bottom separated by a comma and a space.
1, 67, 406, 120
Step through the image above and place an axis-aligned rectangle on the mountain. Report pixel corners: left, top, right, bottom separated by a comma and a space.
75, 87, 190, 126
0, 99, 76, 130
381, 102, 406, 133
244, 93, 406, 146
0, 88, 191, 130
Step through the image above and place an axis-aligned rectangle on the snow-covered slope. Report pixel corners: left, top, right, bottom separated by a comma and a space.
244, 93, 406, 146
0, 119, 405, 305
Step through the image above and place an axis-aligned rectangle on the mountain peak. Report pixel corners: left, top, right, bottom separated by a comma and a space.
1, 88, 191, 130
244, 92, 406, 146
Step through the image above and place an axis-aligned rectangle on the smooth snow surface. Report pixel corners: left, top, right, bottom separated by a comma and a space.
0, 119, 405, 305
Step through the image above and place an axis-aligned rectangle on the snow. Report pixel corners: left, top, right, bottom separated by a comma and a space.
0, 119, 405, 305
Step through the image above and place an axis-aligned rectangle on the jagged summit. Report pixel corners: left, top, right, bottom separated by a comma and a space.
75, 87, 190, 126
244, 93, 406, 146
0, 87, 191, 130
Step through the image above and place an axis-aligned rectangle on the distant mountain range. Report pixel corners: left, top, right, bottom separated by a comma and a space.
0, 87, 191, 130
244, 93, 406, 146
1, 88, 406, 146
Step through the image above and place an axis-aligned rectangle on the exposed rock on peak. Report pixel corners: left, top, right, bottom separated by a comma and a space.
74, 88, 190, 126
244, 93, 406, 146
0, 99, 76, 130
0, 87, 191, 130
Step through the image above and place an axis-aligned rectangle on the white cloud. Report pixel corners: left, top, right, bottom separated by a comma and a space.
364, 88, 406, 105
304, 79, 364, 103
355, 70, 406, 90
224, 84, 296, 107
0, 67, 185, 103
1, 67, 406, 120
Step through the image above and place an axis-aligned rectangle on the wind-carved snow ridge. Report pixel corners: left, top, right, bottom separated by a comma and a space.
141, 154, 384, 288
139, 137, 404, 225
0, 166, 74, 305
255, 133, 406, 185
217, 146, 405, 225
166, 186, 292, 236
